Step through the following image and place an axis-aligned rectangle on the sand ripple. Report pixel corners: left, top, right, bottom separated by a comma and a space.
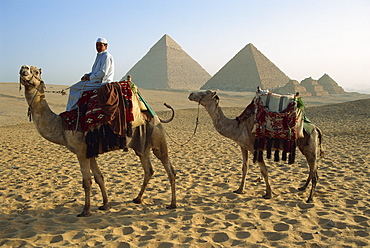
1, 100, 370, 247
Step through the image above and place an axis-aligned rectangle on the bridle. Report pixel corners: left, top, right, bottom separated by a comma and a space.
19, 72, 45, 122
163, 94, 207, 146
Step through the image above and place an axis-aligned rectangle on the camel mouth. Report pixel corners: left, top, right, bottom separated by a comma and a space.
20, 70, 30, 77
188, 93, 198, 102
19, 65, 32, 79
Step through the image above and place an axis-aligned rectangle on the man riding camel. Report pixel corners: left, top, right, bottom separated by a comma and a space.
66, 37, 114, 111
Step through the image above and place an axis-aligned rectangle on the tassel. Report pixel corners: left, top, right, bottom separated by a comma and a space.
282, 140, 287, 161
100, 125, 108, 152
254, 138, 259, 150
288, 140, 296, 164
86, 131, 93, 158
253, 151, 258, 163
274, 150, 280, 162
259, 138, 265, 150
286, 140, 291, 153
92, 128, 100, 158
282, 150, 287, 161
258, 151, 263, 162
106, 125, 118, 149
119, 136, 126, 149
86, 129, 99, 158
274, 138, 280, 149
126, 123, 133, 137
266, 138, 272, 159
253, 138, 259, 163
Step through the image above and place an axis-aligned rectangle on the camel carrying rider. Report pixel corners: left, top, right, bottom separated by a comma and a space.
66, 37, 114, 111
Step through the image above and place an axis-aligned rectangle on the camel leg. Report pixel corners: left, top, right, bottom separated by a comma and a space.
90, 157, 110, 211
234, 147, 249, 194
133, 151, 154, 204
299, 155, 318, 203
77, 155, 92, 217
152, 147, 177, 209
298, 129, 320, 203
257, 160, 272, 199
298, 171, 312, 191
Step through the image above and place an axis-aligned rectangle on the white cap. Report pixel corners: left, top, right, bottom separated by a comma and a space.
96, 37, 108, 44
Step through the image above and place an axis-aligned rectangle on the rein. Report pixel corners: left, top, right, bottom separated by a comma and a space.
20, 75, 45, 122
44, 88, 69, 95
164, 95, 204, 147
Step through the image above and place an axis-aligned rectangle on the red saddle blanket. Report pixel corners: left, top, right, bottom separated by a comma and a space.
254, 96, 299, 140
59, 81, 135, 158
237, 91, 304, 164
60, 81, 134, 133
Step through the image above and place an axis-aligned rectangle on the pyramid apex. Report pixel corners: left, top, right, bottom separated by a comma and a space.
123, 34, 210, 90
243, 43, 256, 50
201, 42, 290, 91
154, 34, 181, 50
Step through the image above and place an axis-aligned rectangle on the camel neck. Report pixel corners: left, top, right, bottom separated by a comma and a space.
25, 88, 66, 145
205, 101, 237, 138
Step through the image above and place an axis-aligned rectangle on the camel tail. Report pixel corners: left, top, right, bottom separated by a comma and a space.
316, 127, 325, 159
159, 103, 175, 123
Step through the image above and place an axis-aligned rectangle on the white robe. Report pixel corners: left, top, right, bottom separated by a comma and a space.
66, 50, 114, 111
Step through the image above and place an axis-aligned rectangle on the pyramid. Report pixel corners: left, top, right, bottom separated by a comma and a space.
301, 77, 329, 96
275, 80, 312, 97
122, 34, 211, 90
317, 74, 345, 94
201, 43, 290, 92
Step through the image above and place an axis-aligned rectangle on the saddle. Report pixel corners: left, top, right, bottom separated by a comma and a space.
238, 89, 305, 164
60, 81, 149, 158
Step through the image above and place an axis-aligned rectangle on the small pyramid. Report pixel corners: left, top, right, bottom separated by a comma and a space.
317, 74, 345, 94
301, 77, 329, 96
201, 43, 290, 92
122, 34, 211, 90
275, 80, 312, 97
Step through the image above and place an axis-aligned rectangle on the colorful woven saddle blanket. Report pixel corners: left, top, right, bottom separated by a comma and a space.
60, 81, 134, 133
59, 81, 141, 158
253, 90, 304, 140
238, 90, 306, 164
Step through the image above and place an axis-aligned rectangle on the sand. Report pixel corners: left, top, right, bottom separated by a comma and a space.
0, 82, 369, 247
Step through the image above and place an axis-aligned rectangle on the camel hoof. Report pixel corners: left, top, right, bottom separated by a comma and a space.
298, 186, 306, 191
77, 211, 92, 217
234, 189, 245, 194
99, 204, 111, 211
262, 194, 272, 199
133, 198, 142, 204
166, 204, 177, 210
306, 198, 313, 203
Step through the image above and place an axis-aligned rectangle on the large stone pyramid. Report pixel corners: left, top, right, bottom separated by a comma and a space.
317, 74, 345, 94
122, 34, 211, 90
201, 43, 290, 92
301, 77, 329, 96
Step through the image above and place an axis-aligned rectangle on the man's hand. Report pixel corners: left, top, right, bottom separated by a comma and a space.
81, 74, 90, 81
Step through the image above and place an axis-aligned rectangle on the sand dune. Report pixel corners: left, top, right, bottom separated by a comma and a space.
0, 82, 369, 247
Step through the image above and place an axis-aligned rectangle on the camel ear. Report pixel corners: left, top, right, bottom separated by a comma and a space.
39, 68, 42, 75
208, 90, 217, 97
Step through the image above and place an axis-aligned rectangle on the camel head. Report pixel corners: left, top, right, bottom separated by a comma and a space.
19, 65, 43, 90
188, 90, 219, 106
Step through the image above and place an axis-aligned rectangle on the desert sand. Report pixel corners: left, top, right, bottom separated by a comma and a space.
0, 82, 369, 247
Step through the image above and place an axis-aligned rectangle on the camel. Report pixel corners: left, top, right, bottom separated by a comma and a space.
188, 90, 323, 203
19, 65, 176, 217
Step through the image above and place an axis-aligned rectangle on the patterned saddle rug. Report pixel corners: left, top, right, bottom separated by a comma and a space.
59, 81, 144, 158
238, 90, 306, 164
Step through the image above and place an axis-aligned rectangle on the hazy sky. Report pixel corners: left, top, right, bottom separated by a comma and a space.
1, 0, 369, 91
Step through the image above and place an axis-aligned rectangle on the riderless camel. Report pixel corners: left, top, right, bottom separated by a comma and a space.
189, 90, 323, 203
